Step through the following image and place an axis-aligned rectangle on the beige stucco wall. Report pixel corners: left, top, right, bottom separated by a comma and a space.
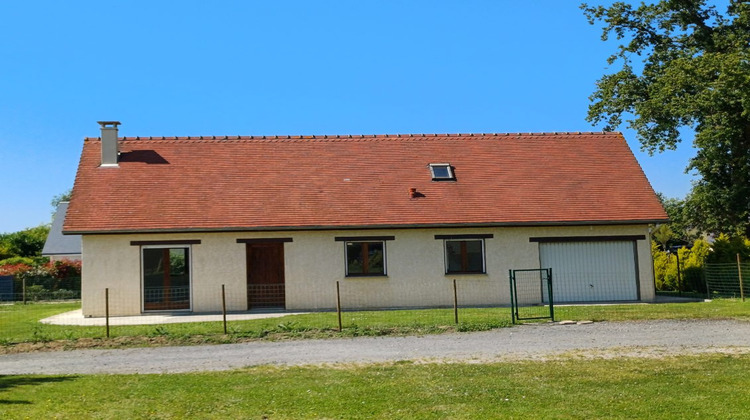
80, 224, 655, 317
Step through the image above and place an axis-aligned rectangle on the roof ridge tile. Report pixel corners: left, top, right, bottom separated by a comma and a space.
84, 131, 621, 143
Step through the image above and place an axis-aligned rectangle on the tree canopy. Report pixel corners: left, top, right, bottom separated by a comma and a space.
582, 0, 750, 236
655, 192, 700, 243
51, 188, 72, 210
0, 224, 50, 260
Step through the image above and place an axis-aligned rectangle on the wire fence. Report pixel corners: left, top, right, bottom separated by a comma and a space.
0, 279, 519, 345
0, 275, 81, 303
3, 267, 741, 347
705, 263, 748, 299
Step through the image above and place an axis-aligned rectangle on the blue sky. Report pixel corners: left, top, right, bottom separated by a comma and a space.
0, 1, 702, 233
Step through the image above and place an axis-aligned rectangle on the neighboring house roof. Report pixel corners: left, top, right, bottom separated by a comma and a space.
64, 132, 668, 234
42, 202, 82, 255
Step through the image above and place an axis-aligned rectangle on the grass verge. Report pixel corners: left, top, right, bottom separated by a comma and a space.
0, 304, 508, 353
1, 299, 748, 353
1, 354, 749, 419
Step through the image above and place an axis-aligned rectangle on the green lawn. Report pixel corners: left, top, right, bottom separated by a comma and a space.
1, 299, 749, 351
2, 354, 749, 419
554, 298, 750, 322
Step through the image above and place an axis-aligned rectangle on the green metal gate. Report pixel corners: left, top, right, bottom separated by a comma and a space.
509, 268, 554, 323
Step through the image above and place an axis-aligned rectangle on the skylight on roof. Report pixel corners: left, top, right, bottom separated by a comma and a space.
429, 163, 455, 181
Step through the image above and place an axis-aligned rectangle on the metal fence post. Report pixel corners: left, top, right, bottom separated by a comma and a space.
509, 270, 516, 324
547, 268, 555, 322
22, 278, 26, 305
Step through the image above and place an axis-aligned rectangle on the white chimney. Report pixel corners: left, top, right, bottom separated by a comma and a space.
98, 121, 121, 167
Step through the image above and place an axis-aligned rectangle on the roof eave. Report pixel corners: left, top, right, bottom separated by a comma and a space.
63, 218, 669, 235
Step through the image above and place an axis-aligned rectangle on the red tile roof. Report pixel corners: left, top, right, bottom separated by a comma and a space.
64, 132, 668, 234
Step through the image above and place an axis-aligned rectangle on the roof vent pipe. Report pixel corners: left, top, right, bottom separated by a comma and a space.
98, 121, 121, 167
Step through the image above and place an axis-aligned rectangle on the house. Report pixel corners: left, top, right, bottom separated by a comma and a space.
65, 122, 668, 316
42, 202, 82, 262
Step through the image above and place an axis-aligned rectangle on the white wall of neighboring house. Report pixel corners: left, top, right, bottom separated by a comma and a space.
80, 224, 654, 317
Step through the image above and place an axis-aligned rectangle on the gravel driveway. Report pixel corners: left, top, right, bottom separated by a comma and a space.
2, 319, 749, 375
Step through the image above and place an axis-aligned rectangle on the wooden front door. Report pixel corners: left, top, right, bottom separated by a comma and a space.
246, 243, 286, 309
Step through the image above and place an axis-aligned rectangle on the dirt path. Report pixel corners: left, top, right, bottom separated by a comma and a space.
1, 319, 749, 375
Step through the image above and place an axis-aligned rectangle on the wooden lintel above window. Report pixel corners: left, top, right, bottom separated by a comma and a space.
334, 236, 395, 242
236, 238, 293, 244
434, 234, 493, 240
130, 240, 201, 246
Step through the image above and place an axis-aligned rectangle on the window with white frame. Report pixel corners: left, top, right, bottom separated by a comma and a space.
429, 163, 455, 181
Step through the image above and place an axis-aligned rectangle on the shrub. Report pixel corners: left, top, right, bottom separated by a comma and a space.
51, 289, 79, 299
50, 259, 82, 278
0, 259, 82, 296
0, 263, 33, 278
706, 234, 750, 263
25, 285, 48, 301
653, 238, 711, 292
679, 239, 710, 293
0, 256, 35, 266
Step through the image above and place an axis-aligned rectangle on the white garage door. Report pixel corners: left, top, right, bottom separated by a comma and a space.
539, 241, 638, 302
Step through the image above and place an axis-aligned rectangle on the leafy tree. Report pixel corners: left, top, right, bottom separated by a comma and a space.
655, 193, 699, 243
582, 0, 750, 236
1, 225, 50, 258
706, 233, 750, 263
0, 256, 35, 267
0, 190, 67, 260
0, 233, 11, 260
51, 188, 72, 209
651, 223, 675, 251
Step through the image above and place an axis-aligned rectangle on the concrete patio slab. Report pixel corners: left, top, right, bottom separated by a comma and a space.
41, 309, 307, 326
